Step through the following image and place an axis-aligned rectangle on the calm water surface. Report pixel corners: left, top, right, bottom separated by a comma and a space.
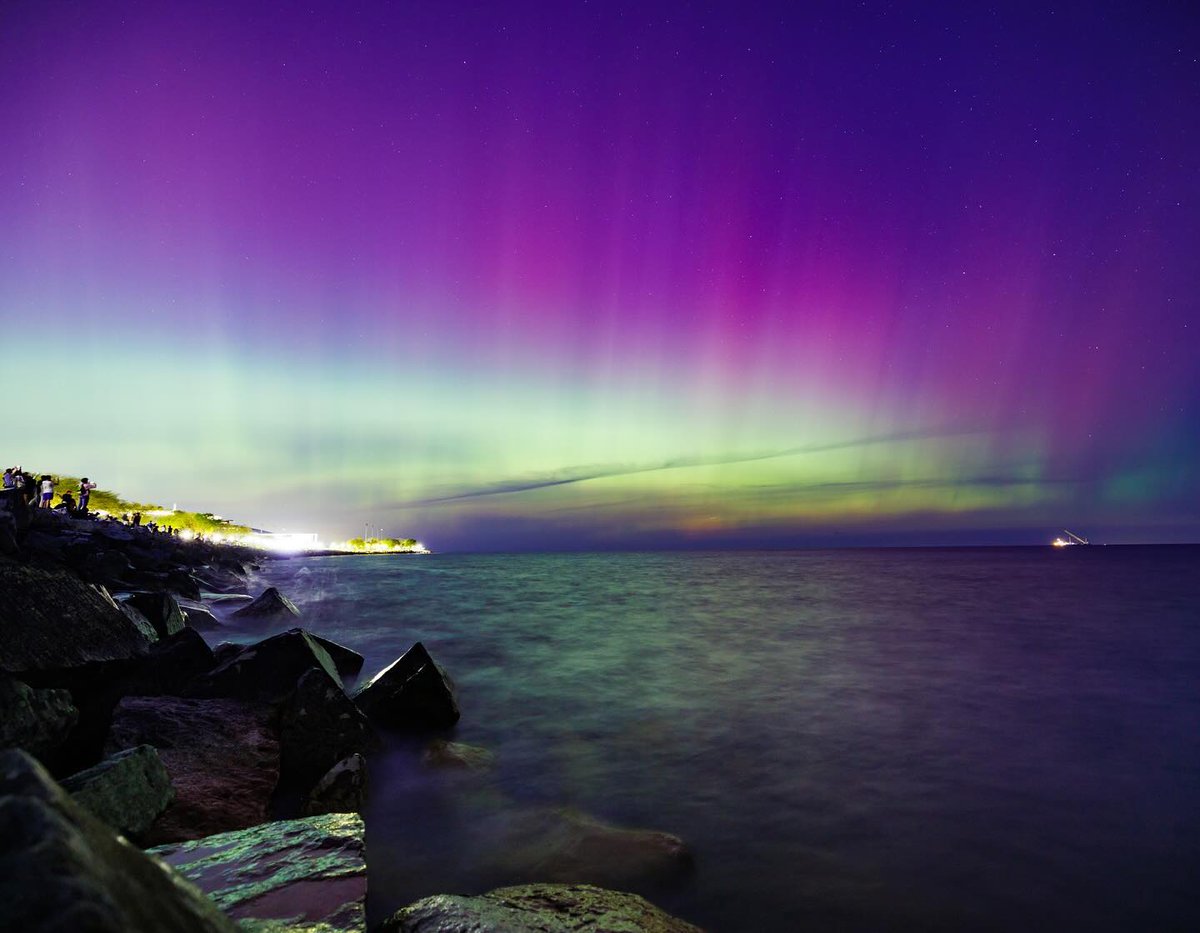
241, 547, 1200, 932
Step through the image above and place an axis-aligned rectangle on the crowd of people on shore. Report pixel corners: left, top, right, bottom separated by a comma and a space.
3, 468, 97, 516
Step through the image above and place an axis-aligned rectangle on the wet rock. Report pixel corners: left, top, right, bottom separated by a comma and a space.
125, 591, 187, 640
353, 642, 459, 731
482, 808, 695, 891
422, 739, 495, 771
182, 605, 226, 633
279, 668, 377, 793
166, 570, 203, 601
0, 749, 240, 933
310, 634, 364, 679
302, 753, 368, 816
232, 586, 301, 622
123, 627, 216, 696
107, 696, 279, 843
189, 629, 343, 704
60, 744, 174, 839
378, 883, 702, 933
0, 672, 78, 761
149, 812, 367, 932
0, 563, 155, 675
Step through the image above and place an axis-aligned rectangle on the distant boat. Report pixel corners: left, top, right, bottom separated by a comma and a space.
1051, 530, 1090, 547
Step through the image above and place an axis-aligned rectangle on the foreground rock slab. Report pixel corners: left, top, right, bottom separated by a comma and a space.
0, 562, 155, 675
0, 749, 239, 933
150, 812, 367, 933
379, 883, 702, 933
61, 744, 174, 839
353, 642, 459, 731
107, 696, 279, 843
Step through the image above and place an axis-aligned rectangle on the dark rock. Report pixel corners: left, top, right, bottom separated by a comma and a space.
353, 642, 459, 731
231, 586, 300, 622
111, 597, 160, 642
106, 696, 279, 843
211, 641, 243, 665
189, 628, 343, 704
301, 753, 368, 816
125, 592, 187, 640
150, 812, 366, 932
481, 807, 695, 890
0, 672, 78, 761
378, 883, 702, 933
0, 563, 155, 676
279, 668, 377, 793
123, 628, 216, 696
310, 634, 365, 679
422, 738, 495, 771
60, 744, 174, 839
81, 549, 134, 586
166, 570, 202, 601
0, 749, 240, 932
181, 605, 225, 633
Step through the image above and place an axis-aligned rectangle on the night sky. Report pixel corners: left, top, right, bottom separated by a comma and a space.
2, 1, 1197, 549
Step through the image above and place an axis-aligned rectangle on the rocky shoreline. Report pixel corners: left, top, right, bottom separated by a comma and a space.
0, 489, 701, 932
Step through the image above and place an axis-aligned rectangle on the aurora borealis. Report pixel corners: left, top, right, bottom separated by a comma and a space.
2, 1, 1197, 549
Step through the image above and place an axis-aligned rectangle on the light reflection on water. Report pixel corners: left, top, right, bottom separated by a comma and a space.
244, 547, 1200, 932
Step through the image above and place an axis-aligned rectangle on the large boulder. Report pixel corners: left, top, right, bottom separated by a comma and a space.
279, 668, 377, 794
188, 629, 343, 704
0, 562, 155, 676
378, 883, 701, 933
231, 586, 301, 622
481, 808, 695, 891
0, 672, 78, 761
106, 696, 279, 843
352, 642, 459, 731
60, 744, 174, 839
0, 749, 240, 933
310, 634, 364, 679
302, 754, 369, 816
125, 591, 187, 640
149, 812, 367, 932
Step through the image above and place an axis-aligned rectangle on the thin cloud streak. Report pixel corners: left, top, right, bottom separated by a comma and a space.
395, 426, 983, 508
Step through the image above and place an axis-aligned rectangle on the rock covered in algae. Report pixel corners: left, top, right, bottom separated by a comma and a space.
150, 812, 367, 933
378, 883, 702, 933
60, 744, 174, 838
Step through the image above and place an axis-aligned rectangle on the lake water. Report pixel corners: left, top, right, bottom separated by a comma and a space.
238, 547, 1200, 931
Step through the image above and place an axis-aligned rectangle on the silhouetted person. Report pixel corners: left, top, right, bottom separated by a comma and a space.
56, 492, 76, 515
38, 475, 54, 509
131, 512, 141, 527
78, 477, 97, 513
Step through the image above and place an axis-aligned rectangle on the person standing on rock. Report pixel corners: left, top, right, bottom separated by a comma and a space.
78, 477, 97, 513
2, 468, 12, 489
38, 475, 55, 508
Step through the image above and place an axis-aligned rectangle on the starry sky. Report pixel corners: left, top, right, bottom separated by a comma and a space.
2, 1, 1197, 549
